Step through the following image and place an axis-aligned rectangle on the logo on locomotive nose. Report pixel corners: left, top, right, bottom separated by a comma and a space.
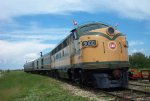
108, 41, 117, 50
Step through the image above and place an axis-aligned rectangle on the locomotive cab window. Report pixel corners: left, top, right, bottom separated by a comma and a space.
80, 24, 108, 34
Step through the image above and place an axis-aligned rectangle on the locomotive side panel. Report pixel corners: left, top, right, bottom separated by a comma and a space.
51, 45, 71, 69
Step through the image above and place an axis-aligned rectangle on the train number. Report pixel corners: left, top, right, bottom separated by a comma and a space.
82, 40, 97, 47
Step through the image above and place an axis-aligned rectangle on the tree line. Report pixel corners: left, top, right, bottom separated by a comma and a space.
129, 52, 150, 69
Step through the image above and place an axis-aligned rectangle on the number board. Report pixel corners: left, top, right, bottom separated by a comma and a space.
82, 40, 97, 47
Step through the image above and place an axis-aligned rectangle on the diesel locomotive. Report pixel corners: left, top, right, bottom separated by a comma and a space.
24, 22, 130, 88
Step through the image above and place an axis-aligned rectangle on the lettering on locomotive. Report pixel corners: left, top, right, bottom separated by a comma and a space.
82, 40, 97, 47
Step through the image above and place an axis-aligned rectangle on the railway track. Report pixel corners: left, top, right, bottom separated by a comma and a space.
60, 79, 150, 101
39, 74, 150, 101
78, 85, 150, 101
102, 88, 150, 101
129, 83, 150, 87
129, 81, 150, 87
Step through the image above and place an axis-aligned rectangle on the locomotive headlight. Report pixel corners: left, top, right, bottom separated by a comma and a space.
106, 27, 115, 36
82, 40, 97, 47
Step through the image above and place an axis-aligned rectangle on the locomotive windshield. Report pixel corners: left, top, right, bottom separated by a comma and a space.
80, 23, 108, 34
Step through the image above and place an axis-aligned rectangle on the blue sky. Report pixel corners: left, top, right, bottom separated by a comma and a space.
0, 0, 150, 70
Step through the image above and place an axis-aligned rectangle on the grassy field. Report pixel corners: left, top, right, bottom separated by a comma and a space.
0, 71, 89, 101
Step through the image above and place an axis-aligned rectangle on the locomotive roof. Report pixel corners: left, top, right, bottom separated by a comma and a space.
76, 22, 109, 28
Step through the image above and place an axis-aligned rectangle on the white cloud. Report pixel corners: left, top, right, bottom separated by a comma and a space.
129, 41, 144, 47
0, 26, 70, 41
128, 40, 146, 55
0, 0, 150, 20
103, 0, 150, 20
129, 48, 145, 55
10, 28, 70, 34
23, 53, 38, 62
0, 32, 68, 42
0, 40, 55, 70
0, 33, 66, 41
0, 26, 70, 70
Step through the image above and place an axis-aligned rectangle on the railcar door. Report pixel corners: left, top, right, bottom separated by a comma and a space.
69, 33, 74, 67
69, 30, 78, 68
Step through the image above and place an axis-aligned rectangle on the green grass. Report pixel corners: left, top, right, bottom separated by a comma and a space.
0, 71, 89, 101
